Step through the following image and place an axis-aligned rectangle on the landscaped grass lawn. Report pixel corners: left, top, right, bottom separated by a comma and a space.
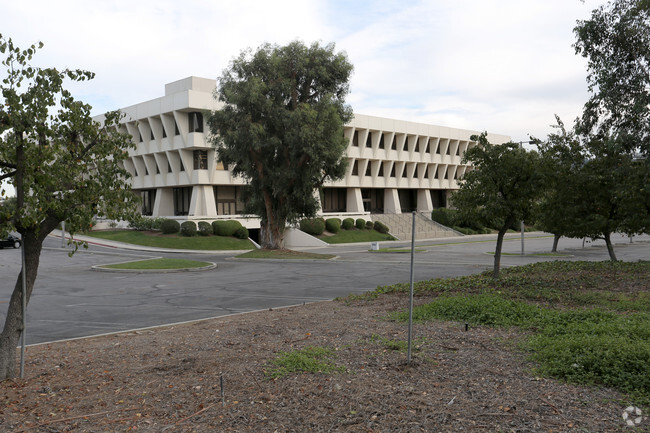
237, 249, 335, 260
319, 229, 395, 244
85, 230, 254, 250
101, 258, 212, 270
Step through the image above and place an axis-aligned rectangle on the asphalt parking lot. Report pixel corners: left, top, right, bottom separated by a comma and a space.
0, 232, 648, 345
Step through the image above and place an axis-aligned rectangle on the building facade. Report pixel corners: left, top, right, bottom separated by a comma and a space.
105, 77, 510, 227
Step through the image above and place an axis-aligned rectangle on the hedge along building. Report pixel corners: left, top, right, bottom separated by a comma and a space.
101, 77, 510, 235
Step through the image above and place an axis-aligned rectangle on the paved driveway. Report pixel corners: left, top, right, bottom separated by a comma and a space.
0, 232, 648, 344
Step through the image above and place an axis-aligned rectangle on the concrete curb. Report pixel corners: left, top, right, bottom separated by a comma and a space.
26, 300, 326, 348
226, 256, 340, 263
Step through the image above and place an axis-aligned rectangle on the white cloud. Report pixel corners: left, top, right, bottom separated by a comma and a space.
1, 0, 605, 147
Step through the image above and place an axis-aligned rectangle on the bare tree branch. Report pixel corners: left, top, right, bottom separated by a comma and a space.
0, 170, 17, 181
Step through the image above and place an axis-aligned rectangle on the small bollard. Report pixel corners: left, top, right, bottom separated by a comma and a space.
370, 242, 379, 251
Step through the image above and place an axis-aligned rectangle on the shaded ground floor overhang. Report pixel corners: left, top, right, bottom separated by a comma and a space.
134, 185, 452, 222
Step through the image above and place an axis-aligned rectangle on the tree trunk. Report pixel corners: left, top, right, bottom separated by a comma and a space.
551, 233, 560, 252
260, 189, 287, 250
493, 226, 509, 279
603, 231, 617, 261
0, 230, 45, 379
260, 220, 286, 250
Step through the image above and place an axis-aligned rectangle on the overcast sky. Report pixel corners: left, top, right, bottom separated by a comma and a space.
2, 0, 603, 142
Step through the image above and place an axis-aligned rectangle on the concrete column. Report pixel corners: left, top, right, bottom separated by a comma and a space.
153, 188, 174, 217
384, 188, 401, 214
417, 189, 433, 213
346, 188, 364, 212
189, 185, 218, 217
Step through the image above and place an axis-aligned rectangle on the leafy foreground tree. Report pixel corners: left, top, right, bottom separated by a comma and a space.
574, 0, 650, 156
532, 0, 650, 260
0, 35, 137, 379
534, 117, 586, 253
209, 41, 353, 249
574, 0, 650, 229
452, 133, 544, 279
538, 120, 648, 261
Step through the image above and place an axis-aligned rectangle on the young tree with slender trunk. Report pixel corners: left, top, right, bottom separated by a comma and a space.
0, 35, 137, 379
208, 41, 353, 249
452, 133, 544, 279
537, 118, 648, 261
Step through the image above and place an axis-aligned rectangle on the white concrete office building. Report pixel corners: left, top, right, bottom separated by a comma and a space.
109, 77, 510, 227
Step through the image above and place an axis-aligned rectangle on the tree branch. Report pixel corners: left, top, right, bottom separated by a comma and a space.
0, 170, 17, 182
0, 161, 17, 170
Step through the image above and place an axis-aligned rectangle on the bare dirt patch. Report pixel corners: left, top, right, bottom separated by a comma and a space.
1, 294, 638, 432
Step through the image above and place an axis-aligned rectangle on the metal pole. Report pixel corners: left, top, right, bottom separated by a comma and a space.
518, 140, 525, 256
407, 211, 416, 364
20, 238, 26, 379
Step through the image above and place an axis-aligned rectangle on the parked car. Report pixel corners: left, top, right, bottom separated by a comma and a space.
0, 234, 21, 249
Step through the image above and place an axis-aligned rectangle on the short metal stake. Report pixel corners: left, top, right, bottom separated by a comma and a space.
220, 375, 225, 406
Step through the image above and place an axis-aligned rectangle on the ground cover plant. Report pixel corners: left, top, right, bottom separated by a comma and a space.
85, 230, 254, 250
265, 346, 344, 379
376, 260, 650, 405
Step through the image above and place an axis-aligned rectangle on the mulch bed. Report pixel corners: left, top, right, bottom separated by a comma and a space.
1, 294, 639, 432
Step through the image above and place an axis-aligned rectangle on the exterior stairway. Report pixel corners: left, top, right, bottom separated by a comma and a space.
371, 212, 461, 241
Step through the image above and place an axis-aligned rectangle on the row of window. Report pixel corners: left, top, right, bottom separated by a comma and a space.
350, 160, 460, 180
133, 153, 459, 180
139, 186, 244, 216
141, 186, 448, 216
132, 149, 220, 177
321, 188, 448, 213
351, 131, 464, 155
136, 112, 203, 143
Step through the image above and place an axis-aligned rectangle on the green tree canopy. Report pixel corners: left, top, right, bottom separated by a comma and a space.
452, 133, 545, 279
574, 0, 650, 155
537, 118, 649, 260
533, 0, 650, 260
208, 41, 353, 249
0, 35, 137, 379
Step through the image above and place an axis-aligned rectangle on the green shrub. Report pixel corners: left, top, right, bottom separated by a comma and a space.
432, 208, 487, 232
373, 221, 389, 234
129, 215, 166, 231
234, 226, 249, 239
180, 221, 197, 237
365, 220, 374, 230
300, 218, 326, 236
342, 218, 354, 230
212, 220, 243, 236
325, 218, 341, 233
160, 219, 180, 234
431, 208, 456, 227
355, 218, 366, 230
197, 221, 212, 236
